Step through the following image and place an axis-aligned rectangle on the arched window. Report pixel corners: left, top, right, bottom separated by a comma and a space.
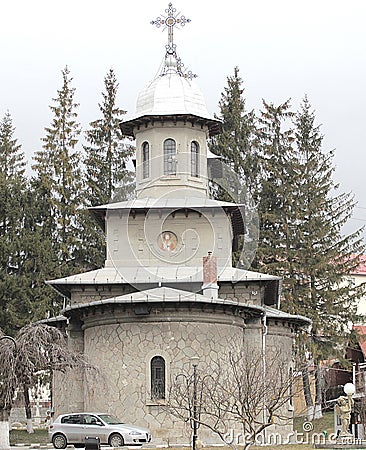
142, 142, 149, 179
164, 139, 176, 175
191, 141, 199, 177
151, 356, 165, 400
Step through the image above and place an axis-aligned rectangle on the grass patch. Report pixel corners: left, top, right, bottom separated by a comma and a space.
10, 428, 49, 445
294, 410, 334, 435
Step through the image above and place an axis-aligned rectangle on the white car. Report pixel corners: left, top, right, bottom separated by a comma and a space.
49, 412, 152, 449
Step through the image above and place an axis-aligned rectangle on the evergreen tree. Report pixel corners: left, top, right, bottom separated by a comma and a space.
209, 68, 259, 268
84, 68, 134, 205
255, 96, 365, 417
254, 99, 295, 275
0, 112, 29, 333
209, 67, 259, 202
20, 178, 64, 321
32, 66, 82, 273
284, 97, 364, 323
0, 112, 63, 334
286, 97, 364, 417
81, 69, 134, 268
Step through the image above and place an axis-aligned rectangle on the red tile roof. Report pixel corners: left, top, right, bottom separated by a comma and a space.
351, 255, 366, 275
354, 325, 366, 357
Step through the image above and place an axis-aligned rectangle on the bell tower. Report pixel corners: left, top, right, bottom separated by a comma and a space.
121, 3, 221, 200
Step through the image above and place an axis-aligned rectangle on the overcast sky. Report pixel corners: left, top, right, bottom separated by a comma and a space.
1, 0, 365, 239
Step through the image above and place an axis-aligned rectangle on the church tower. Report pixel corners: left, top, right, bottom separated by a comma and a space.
47, 4, 310, 447
88, 3, 243, 274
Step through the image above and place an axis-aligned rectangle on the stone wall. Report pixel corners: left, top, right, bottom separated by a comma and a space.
54, 307, 250, 445
53, 302, 297, 446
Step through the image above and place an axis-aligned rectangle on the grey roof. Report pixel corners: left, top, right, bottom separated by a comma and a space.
89, 196, 245, 234
63, 286, 264, 315
47, 265, 280, 286
59, 286, 309, 327
89, 196, 245, 212
46, 265, 280, 298
264, 305, 311, 325
39, 288, 310, 328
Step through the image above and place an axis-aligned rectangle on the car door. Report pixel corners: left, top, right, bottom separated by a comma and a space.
61, 414, 84, 444
81, 414, 106, 443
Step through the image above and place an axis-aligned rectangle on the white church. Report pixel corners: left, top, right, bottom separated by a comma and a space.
47, 3, 310, 446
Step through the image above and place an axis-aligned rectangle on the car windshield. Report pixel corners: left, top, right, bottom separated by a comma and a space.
98, 414, 124, 425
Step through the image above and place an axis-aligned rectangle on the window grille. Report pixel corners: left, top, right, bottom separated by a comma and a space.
164, 139, 176, 175
191, 141, 199, 177
142, 142, 149, 179
151, 356, 165, 400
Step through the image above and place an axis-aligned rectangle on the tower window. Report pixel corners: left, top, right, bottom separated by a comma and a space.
164, 139, 176, 175
151, 356, 165, 400
142, 142, 149, 179
191, 141, 199, 177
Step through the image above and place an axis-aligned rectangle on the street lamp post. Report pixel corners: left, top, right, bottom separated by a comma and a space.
175, 356, 201, 450
192, 359, 198, 450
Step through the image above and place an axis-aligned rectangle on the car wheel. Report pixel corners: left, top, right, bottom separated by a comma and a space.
109, 432, 124, 447
52, 433, 67, 449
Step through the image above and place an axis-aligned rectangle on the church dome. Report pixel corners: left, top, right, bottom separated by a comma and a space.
121, 54, 221, 137
135, 57, 213, 119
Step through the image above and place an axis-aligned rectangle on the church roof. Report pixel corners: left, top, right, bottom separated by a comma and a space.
46, 266, 280, 298
54, 286, 309, 327
134, 62, 214, 120
264, 305, 311, 326
120, 63, 221, 137
62, 286, 264, 315
89, 196, 245, 235
90, 197, 245, 211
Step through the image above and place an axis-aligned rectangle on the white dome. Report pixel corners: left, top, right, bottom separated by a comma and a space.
120, 55, 221, 137
134, 71, 214, 120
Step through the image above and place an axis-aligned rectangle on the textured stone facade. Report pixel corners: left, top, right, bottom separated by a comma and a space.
52, 293, 297, 445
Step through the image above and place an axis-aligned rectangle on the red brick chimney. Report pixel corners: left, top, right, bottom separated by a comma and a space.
202, 252, 219, 299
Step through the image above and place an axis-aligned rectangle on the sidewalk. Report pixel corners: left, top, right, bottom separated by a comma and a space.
9, 442, 155, 448
10, 446, 53, 450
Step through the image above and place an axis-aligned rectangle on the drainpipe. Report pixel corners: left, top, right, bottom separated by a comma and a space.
262, 312, 268, 443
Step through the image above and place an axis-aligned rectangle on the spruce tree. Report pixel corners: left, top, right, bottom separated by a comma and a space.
209, 68, 259, 268
84, 68, 134, 205
287, 97, 364, 417
209, 67, 259, 202
0, 112, 29, 333
254, 99, 295, 275
81, 69, 134, 268
21, 178, 64, 321
255, 96, 365, 417
32, 66, 82, 273
0, 112, 62, 333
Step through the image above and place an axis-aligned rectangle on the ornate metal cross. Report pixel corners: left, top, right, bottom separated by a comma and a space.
151, 3, 191, 55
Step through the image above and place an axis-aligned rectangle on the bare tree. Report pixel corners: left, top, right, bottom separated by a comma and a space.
0, 336, 17, 449
166, 346, 300, 450
0, 324, 91, 450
